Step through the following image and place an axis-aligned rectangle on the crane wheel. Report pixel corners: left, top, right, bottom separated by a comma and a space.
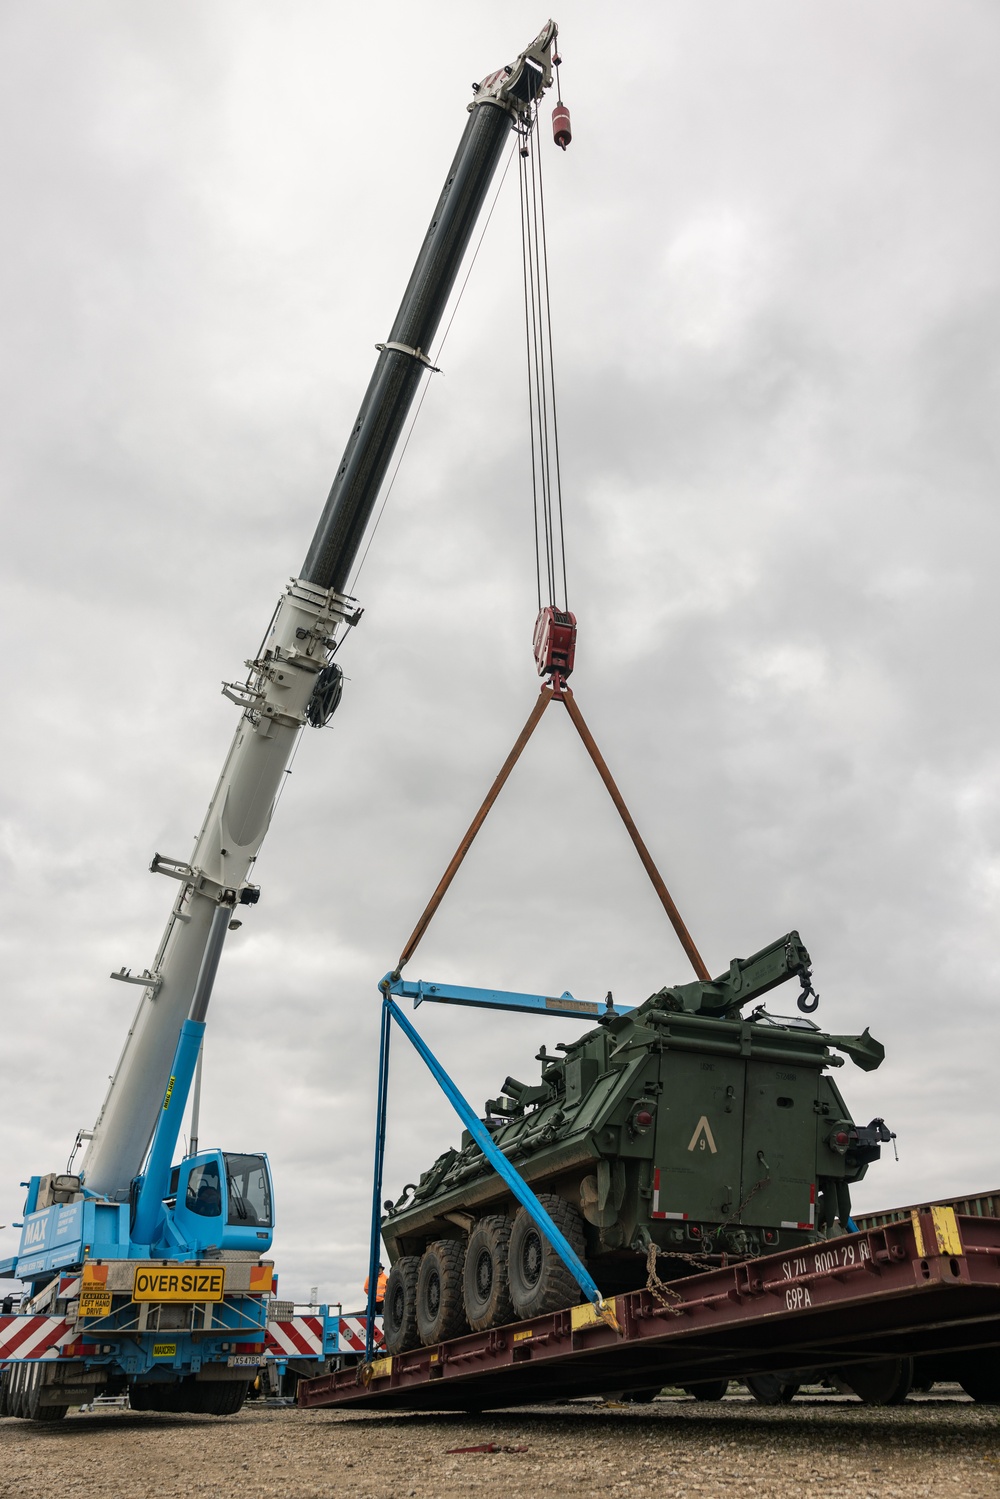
416, 1240, 468, 1346
197, 1379, 249, 1415
383, 1255, 421, 1354
508, 1194, 587, 1320
463, 1215, 516, 1331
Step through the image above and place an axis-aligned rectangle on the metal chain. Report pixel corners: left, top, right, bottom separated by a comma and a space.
644, 1241, 716, 1316
714, 1172, 772, 1243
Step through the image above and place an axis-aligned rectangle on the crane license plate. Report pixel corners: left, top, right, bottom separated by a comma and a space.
132, 1267, 226, 1302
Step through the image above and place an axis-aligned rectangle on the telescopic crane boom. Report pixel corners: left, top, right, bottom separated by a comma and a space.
79, 22, 559, 1201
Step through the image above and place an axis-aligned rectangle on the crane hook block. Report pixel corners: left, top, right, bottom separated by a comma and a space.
552, 103, 572, 151
533, 606, 577, 680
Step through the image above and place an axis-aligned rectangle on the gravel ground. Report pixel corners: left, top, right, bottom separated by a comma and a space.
2, 1392, 999, 1499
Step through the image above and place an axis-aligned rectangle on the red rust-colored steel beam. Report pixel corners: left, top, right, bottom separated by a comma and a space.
298, 1214, 1000, 1412
394, 687, 554, 975
559, 686, 711, 982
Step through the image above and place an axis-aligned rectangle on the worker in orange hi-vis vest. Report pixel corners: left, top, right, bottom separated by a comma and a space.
364, 1264, 388, 1312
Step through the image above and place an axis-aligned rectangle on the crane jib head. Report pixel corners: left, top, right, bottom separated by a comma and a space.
471, 21, 558, 119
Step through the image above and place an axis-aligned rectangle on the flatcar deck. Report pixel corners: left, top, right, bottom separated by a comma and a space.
298, 1208, 1000, 1411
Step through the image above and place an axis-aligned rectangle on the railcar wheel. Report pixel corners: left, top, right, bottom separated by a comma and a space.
957, 1353, 1000, 1403
416, 1240, 468, 1346
463, 1216, 515, 1331
840, 1357, 913, 1406
744, 1374, 800, 1405
382, 1255, 421, 1354
684, 1379, 730, 1401
507, 1194, 586, 1320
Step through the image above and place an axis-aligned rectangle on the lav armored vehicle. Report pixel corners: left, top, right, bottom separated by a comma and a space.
380, 933, 893, 1352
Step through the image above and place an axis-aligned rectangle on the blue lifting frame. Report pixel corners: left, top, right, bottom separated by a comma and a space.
363, 973, 625, 1357
390, 974, 635, 1022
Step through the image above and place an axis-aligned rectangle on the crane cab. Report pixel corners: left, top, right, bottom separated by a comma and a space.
160, 1150, 274, 1255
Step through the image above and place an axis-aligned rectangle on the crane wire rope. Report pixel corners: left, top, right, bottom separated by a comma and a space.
517, 108, 568, 614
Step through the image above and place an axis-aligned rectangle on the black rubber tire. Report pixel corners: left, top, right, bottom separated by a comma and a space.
197, 1379, 249, 1415
507, 1194, 587, 1321
130, 1380, 192, 1412
463, 1216, 516, 1331
30, 1403, 70, 1421
744, 1374, 800, 1405
684, 1379, 730, 1402
383, 1255, 421, 1354
840, 1357, 913, 1406
416, 1240, 468, 1346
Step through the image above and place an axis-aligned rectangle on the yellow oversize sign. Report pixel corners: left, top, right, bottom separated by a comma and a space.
133, 1267, 226, 1303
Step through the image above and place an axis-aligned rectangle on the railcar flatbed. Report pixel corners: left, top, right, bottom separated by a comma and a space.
298, 1207, 1000, 1411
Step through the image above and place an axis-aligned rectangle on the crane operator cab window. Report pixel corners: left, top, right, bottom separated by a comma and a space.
224, 1153, 272, 1228
185, 1160, 223, 1218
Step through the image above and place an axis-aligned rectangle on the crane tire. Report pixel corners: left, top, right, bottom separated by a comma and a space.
463, 1215, 516, 1331
197, 1379, 249, 1415
416, 1240, 468, 1346
383, 1255, 421, 1354
508, 1194, 587, 1320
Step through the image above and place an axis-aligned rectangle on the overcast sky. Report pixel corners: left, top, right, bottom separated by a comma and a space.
2, 1, 998, 1307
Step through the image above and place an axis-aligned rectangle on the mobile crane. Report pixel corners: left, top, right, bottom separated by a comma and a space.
0, 22, 561, 1421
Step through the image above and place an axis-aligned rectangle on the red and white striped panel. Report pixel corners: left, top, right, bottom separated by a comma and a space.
337, 1316, 384, 1352
0, 1315, 76, 1362
651, 1168, 688, 1222
781, 1184, 817, 1231
266, 1316, 325, 1358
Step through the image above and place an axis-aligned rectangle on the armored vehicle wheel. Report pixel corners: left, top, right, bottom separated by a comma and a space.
744, 1373, 800, 1405
463, 1215, 516, 1331
684, 1379, 730, 1401
416, 1240, 468, 1346
507, 1194, 586, 1320
383, 1255, 421, 1353
840, 1356, 912, 1406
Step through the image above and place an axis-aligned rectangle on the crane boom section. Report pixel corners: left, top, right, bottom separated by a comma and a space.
79, 23, 558, 1199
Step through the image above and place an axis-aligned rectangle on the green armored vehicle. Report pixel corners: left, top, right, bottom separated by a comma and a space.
380, 933, 893, 1352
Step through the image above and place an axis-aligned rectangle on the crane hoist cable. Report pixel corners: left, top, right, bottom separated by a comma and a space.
518, 105, 568, 616
392, 63, 711, 988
